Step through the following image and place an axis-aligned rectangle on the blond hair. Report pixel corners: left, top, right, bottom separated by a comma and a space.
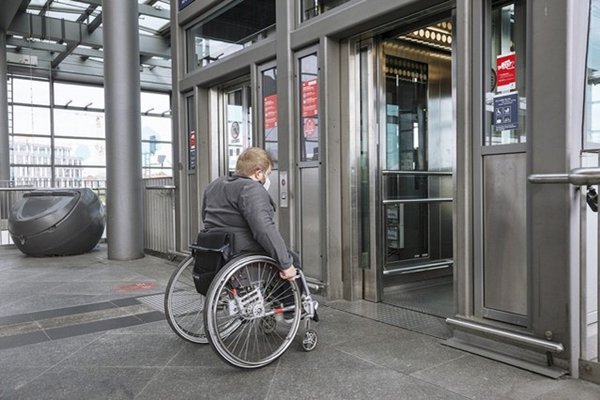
235, 147, 273, 177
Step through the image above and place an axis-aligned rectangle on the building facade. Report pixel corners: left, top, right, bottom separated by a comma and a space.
171, 0, 599, 381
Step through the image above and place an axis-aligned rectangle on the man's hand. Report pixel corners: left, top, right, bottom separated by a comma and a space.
279, 266, 297, 281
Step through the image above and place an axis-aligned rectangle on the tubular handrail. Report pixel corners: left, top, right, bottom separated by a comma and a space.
528, 167, 600, 185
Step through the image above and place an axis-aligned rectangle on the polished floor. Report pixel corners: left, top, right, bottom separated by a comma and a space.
1, 245, 600, 399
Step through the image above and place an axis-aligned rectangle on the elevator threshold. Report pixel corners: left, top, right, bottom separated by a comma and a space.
383, 258, 453, 275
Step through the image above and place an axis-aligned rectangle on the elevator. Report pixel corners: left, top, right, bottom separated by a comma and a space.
355, 17, 455, 318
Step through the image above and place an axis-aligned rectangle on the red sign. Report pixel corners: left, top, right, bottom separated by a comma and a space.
301, 79, 318, 117
496, 52, 516, 92
304, 118, 316, 137
264, 94, 278, 129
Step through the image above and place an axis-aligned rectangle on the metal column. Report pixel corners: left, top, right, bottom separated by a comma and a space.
0, 31, 10, 181
103, 0, 144, 260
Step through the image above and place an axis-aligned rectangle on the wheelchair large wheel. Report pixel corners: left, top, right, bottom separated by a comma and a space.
204, 255, 302, 369
164, 255, 208, 344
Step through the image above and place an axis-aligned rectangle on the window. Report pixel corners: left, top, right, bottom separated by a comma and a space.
301, 0, 352, 22
186, 0, 276, 72
261, 66, 278, 166
8, 75, 173, 186
484, 1, 527, 146
584, 0, 600, 148
298, 53, 319, 162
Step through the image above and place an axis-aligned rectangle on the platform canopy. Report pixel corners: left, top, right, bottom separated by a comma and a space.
0, 0, 171, 90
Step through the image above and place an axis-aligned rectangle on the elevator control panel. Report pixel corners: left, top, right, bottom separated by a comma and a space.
279, 171, 288, 208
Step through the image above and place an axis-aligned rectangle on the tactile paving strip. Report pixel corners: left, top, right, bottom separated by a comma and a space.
137, 293, 166, 312
324, 299, 451, 339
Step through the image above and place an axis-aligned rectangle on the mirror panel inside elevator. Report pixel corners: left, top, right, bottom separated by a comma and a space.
378, 21, 455, 318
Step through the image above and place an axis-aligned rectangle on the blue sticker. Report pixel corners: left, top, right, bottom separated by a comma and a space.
493, 92, 519, 131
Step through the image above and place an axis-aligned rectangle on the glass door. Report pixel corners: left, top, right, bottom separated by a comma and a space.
377, 21, 455, 317
223, 82, 252, 174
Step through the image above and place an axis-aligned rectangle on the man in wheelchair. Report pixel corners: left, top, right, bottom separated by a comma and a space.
200, 147, 298, 282
166, 147, 318, 367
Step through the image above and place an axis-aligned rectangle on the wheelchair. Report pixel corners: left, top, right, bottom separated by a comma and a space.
165, 242, 319, 369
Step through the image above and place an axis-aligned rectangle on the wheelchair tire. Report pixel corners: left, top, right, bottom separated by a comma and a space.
204, 255, 302, 369
164, 255, 208, 344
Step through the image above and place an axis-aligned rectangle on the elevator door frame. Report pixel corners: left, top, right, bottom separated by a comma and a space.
357, 28, 455, 303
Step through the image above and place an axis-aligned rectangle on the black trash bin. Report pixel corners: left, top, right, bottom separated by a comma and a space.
8, 188, 105, 256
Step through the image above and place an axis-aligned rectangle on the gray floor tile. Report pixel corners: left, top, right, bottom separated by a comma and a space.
271, 345, 468, 400
0, 332, 103, 367
532, 377, 600, 400
334, 328, 466, 374
57, 333, 184, 367
0, 294, 104, 317
411, 353, 563, 399
0, 366, 49, 398
1, 246, 600, 400
138, 366, 275, 400
6, 366, 160, 400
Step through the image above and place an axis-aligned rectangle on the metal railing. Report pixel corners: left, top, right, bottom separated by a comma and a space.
143, 178, 176, 258
528, 167, 600, 382
1, 178, 177, 258
0, 182, 35, 246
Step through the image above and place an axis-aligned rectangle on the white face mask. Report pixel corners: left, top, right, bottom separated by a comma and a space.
263, 176, 271, 191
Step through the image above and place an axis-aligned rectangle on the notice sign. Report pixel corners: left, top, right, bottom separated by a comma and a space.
188, 130, 196, 170
264, 94, 278, 129
496, 52, 516, 92
493, 92, 519, 131
301, 79, 318, 117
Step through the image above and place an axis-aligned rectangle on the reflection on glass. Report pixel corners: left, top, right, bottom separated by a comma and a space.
12, 106, 51, 135
299, 53, 319, 162
301, 0, 352, 22
141, 92, 171, 114
9, 77, 173, 184
54, 82, 105, 109
54, 138, 105, 167
226, 87, 252, 173
54, 109, 105, 138
186, 0, 276, 72
261, 67, 278, 166
584, 0, 600, 148
485, 1, 527, 145
11, 78, 50, 105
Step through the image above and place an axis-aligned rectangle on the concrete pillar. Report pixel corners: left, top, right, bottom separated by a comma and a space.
0, 31, 10, 182
103, 0, 144, 260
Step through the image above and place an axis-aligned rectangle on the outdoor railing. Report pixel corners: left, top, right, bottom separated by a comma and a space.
0, 178, 176, 258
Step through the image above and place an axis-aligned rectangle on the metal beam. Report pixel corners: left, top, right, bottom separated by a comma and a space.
138, 4, 170, 19
88, 13, 102, 33
51, 41, 77, 68
8, 13, 170, 58
7, 36, 66, 52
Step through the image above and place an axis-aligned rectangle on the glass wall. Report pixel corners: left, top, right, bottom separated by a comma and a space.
301, 0, 352, 22
8, 76, 172, 187
484, 0, 527, 146
185, 0, 276, 72
261, 66, 278, 165
298, 53, 319, 162
585, 0, 600, 149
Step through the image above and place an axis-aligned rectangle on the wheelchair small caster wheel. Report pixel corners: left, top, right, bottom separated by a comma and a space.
302, 329, 318, 352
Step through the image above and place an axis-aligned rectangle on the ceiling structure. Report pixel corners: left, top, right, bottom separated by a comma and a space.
1, 0, 172, 91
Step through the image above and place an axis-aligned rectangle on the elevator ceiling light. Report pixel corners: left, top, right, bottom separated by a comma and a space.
398, 21, 453, 52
